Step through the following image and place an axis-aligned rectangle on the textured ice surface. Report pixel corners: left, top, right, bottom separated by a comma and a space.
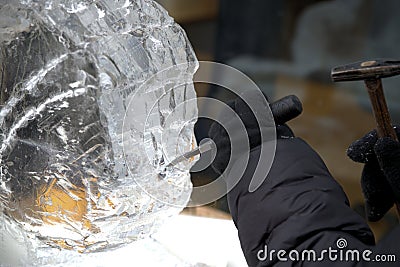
0, 0, 198, 265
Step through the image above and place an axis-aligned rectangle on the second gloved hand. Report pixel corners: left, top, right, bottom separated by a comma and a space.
347, 126, 400, 221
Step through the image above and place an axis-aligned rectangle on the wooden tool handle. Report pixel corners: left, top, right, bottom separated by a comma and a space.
364, 78, 400, 218
365, 79, 398, 141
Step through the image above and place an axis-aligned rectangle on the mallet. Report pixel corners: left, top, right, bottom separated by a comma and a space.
331, 59, 399, 140
331, 59, 400, 216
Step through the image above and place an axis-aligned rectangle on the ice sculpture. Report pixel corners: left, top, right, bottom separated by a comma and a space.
0, 0, 198, 265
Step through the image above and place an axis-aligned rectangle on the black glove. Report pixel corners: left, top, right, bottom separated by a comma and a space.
347, 126, 400, 221
208, 91, 294, 175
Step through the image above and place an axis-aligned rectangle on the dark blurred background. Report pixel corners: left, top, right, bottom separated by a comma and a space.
156, 0, 400, 240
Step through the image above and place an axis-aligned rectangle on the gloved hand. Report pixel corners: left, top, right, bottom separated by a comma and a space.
347, 126, 400, 221
208, 91, 294, 175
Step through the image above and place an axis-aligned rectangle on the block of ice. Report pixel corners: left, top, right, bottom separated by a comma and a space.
0, 0, 198, 265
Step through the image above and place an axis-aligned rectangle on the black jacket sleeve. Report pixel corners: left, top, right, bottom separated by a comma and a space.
227, 137, 399, 266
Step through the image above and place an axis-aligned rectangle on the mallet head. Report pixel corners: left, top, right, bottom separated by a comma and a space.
331, 59, 400, 82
